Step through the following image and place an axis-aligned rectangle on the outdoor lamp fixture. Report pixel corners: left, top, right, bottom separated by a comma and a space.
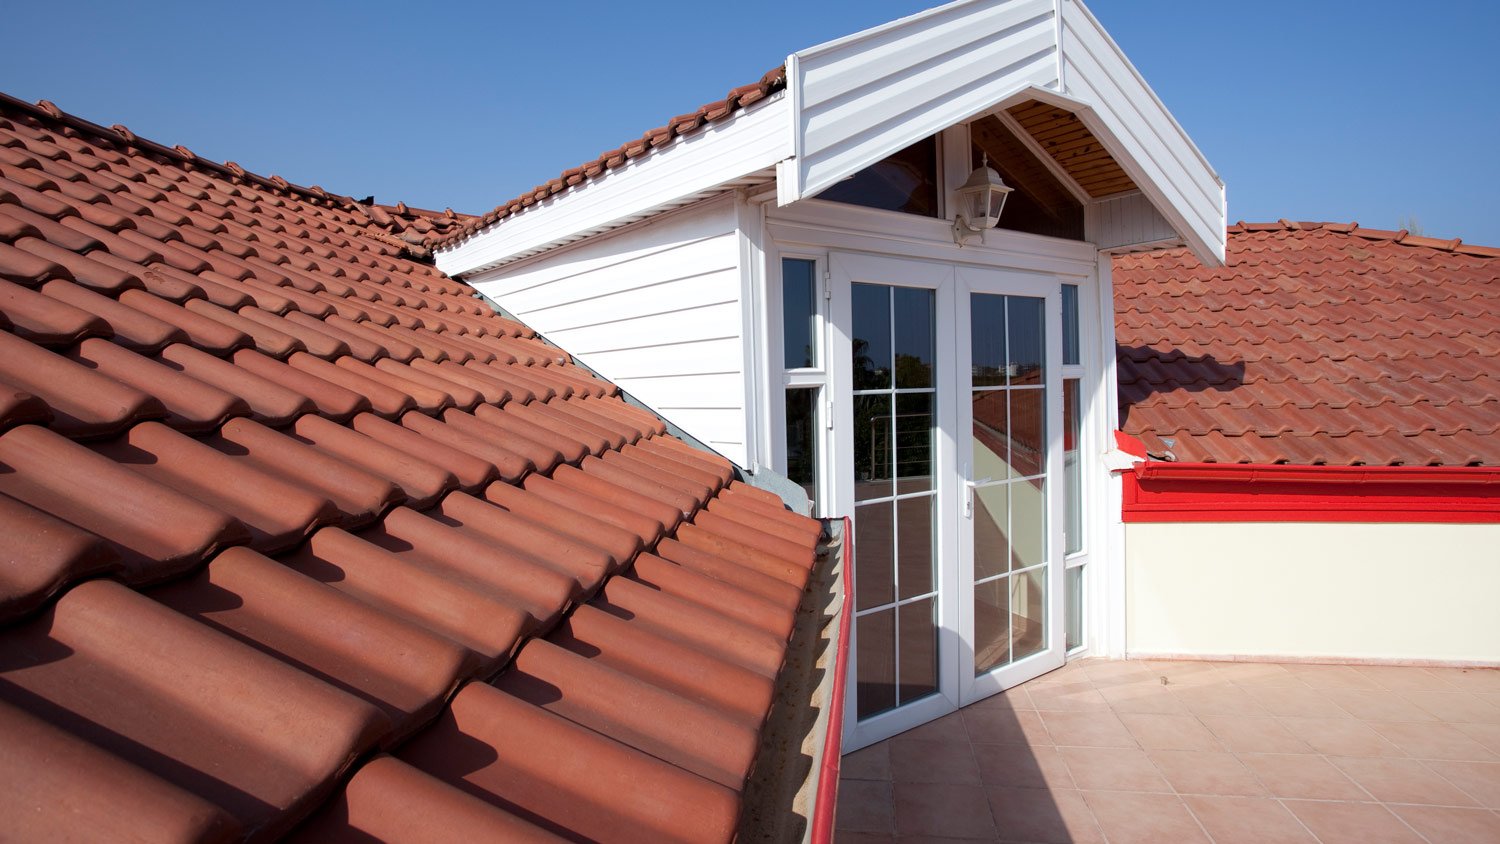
953, 154, 1013, 245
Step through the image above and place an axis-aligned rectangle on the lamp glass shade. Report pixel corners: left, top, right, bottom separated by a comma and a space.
957, 163, 1013, 229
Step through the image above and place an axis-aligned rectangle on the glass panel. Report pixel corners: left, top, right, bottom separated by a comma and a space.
851, 284, 892, 390
974, 577, 1010, 675
784, 387, 818, 503
1062, 284, 1080, 366
1011, 568, 1047, 661
818, 135, 939, 218
1064, 378, 1082, 556
854, 394, 893, 501
854, 502, 894, 610
1008, 388, 1045, 478
969, 114, 1084, 240
970, 294, 1008, 387
781, 259, 818, 369
1007, 297, 1045, 386
898, 598, 939, 703
893, 286, 934, 388
896, 495, 934, 599
972, 390, 1008, 481
972, 483, 1010, 581
1065, 565, 1083, 651
895, 392, 933, 494
856, 609, 896, 719
1010, 478, 1046, 571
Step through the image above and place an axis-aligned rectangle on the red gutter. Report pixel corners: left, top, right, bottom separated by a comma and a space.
1123, 462, 1500, 524
808, 516, 853, 844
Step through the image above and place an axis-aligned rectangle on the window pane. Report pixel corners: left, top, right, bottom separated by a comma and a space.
855, 502, 894, 610
973, 484, 1010, 581
896, 495, 934, 599
854, 394, 893, 501
1066, 565, 1083, 651
970, 294, 1008, 387
852, 283, 891, 390
1008, 388, 1045, 478
972, 390, 1008, 481
1007, 297, 1045, 385
1010, 479, 1046, 571
1011, 568, 1046, 661
893, 286, 934, 388
895, 392, 933, 493
974, 577, 1010, 675
1062, 284, 1080, 366
819, 135, 939, 218
1064, 378, 1082, 556
856, 608, 896, 719
784, 387, 818, 503
781, 259, 818, 369
898, 597, 939, 703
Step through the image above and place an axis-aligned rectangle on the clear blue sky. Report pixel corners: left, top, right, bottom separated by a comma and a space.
3, 1, 1497, 244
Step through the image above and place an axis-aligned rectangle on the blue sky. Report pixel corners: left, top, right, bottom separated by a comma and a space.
3, 1, 1497, 244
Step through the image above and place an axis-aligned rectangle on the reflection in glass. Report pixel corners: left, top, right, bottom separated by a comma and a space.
1011, 568, 1046, 662
856, 609, 896, 719
1066, 565, 1083, 651
782, 258, 818, 369
818, 135, 940, 218
893, 286, 935, 388
972, 390, 1008, 480
852, 284, 892, 390
898, 598, 939, 703
785, 388, 818, 503
1064, 379, 1082, 556
972, 484, 1010, 581
854, 394, 893, 501
1062, 284, 1080, 366
1007, 296, 1045, 384
895, 392, 933, 493
896, 495, 934, 599
1011, 478, 1046, 571
1008, 388, 1045, 478
974, 577, 1009, 675
854, 502, 894, 610
971, 294, 1008, 386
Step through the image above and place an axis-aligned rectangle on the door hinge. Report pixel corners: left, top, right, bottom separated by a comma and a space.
822, 269, 832, 301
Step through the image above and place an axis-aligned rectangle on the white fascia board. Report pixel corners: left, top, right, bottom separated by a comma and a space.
436, 94, 792, 278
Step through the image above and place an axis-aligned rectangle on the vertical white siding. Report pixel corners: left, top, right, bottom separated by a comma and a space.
466, 196, 750, 465
1086, 191, 1178, 251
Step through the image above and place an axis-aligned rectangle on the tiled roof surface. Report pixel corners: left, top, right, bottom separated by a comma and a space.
430, 66, 787, 250
0, 91, 821, 843
1114, 220, 1500, 466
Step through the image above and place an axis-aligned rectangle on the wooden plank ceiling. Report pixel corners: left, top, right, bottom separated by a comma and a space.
1005, 100, 1137, 198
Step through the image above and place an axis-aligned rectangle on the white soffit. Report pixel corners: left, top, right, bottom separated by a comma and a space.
780, 0, 1226, 266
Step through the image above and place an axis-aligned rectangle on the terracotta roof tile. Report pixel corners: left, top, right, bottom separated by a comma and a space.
1115, 221, 1500, 465
0, 91, 821, 843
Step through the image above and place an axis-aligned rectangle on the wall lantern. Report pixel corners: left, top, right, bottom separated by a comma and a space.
953, 154, 1013, 245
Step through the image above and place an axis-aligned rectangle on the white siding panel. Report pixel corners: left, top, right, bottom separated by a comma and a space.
790, 0, 1058, 201
465, 197, 750, 466
1086, 191, 1178, 251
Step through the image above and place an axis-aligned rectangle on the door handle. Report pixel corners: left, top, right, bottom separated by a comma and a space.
963, 477, 994, 518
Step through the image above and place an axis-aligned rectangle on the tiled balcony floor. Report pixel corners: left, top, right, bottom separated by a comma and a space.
836, 659, 1500, 843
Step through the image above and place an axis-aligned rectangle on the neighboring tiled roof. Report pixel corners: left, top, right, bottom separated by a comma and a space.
1114, 220, 1500, 466
430, 66, 788, 250
0, 91, 822, 842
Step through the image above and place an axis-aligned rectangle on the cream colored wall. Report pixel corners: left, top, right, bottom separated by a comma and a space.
1125, 521, 1500, 665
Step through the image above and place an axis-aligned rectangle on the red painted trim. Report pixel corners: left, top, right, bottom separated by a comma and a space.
1123, 462, 1500, 524
809, 516, 853, 844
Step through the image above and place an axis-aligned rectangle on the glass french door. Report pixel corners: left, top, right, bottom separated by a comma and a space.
834, 254, 1065, 750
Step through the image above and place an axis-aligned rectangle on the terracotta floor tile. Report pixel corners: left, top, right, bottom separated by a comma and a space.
892, 782, 996, 840
834, 833, 894, 844
1281, 800, 1425, 844
1059, 746, 1172, 793
891, 710, 970, 745
1329, 755, 1480, 806
1453, 722, 1500, 754
1236, 752, 1370, 800
962, 706, 1051, 746
1038, 709, 1137, 748
1080, 790, 1210, 844
1140, 661, 1226, 688
1080, 659, 1154, 687
1245, 683, 1353, 718
1425, 760, 1500, 808
1148, 750, 1266, 796
1097, 680, 1190, 714
1117, 712, 1223, 751
1389, 804, 1500, 843
837, 779, 895, 834
974, 743, 1074, 790
1199, 715, 1312, 754
1181, 795, 1318, 844
1173, 684, 1270, 717
1322, 688, 1437, 722
1367, 720, 1499, 761
1278, 716, 1406, 757
989, 786, 1104, 843
1212, 661, 1303, 687
889, 739, 980, 784
1401, 690, 1500, 724
1428, 668, 1500, 694
843, 743, 892, 781
1027, 680, 1111, 712
1353, 665, 1459, 692
965, 686, 1034, 713
1282, 663, 1385, 691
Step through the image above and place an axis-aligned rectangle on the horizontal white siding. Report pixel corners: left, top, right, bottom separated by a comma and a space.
788, 0, 1058, 201
1061, 0, 1225, 263
466, 196, 750, 465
